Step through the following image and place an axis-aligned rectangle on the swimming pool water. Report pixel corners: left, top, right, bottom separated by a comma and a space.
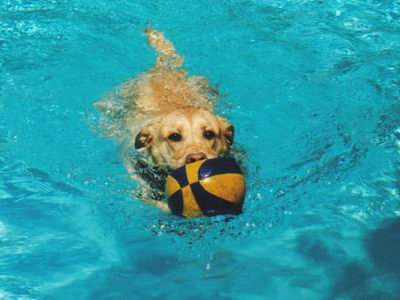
1, 0, 400, 298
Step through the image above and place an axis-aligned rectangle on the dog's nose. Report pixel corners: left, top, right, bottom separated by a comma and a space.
186, 152, 207, 164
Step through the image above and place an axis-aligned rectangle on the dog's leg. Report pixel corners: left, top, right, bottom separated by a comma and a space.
145, 28, 184, 68
140, 199, 170, 213
128, 172, 170, 213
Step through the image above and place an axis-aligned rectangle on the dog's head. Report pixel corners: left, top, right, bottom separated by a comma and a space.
134, 107, 234, 169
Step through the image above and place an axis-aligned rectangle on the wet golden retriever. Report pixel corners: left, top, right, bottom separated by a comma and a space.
94, 29, 237, 210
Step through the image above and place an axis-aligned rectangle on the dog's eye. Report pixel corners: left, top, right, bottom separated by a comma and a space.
168, 133, 182, 142
204, 130, 216, 140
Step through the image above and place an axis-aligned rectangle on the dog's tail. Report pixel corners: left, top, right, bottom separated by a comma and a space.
145, 28, 184, 68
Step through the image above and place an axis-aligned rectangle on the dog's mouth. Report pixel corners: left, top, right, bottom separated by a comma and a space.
172, 151, 219, 169
185, 152, 207, 164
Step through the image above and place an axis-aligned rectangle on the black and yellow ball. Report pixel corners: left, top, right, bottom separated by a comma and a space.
166, 158, 245, 218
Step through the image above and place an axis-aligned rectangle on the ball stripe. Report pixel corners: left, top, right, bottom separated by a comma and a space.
181, 186, 202, 218
185, 160, 202, 185
169, 164, 189, 187
199, 173, 245, 204
198, 158, 242, 180
168, 188, 183, 216
190, 181, 242, 216
165, 175, 181, 196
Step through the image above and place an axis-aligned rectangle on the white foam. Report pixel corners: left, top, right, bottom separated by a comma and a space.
0, 221, 6, 238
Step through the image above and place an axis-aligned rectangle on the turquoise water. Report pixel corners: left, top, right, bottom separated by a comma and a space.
1, 0, 400, 298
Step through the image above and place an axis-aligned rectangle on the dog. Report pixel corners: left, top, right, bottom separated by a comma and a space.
94, 29, 238, 212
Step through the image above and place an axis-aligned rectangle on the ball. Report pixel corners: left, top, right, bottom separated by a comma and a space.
165, 158, 245, 218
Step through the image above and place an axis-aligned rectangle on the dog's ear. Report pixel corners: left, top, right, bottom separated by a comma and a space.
135, 128, 154, 149
218, 116, 235, 146
135, 119, 161, 149
224, 124, 235, 145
